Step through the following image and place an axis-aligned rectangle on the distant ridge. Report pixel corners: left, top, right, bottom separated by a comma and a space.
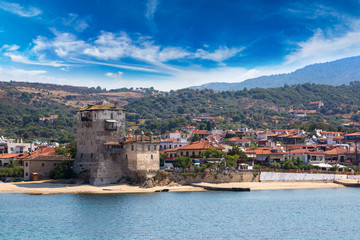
189, 56, 360, 91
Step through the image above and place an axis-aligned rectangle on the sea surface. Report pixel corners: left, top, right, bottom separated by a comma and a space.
0, 188, 359, 239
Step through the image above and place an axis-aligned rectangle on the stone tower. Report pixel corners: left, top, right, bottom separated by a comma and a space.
74, 100, 126, 185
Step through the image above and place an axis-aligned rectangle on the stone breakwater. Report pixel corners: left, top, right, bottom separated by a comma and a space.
142, 170, 260, 188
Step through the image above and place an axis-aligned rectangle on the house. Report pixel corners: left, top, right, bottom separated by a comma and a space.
0, 139, 35, 154
290, 110, 307, 117
192, 130, 210, 139
159, 138, 188, 151
226, 137, 251, 147
246, 147, 285, 165
181, 126, 196, 133
162, 140, 225, 160
309, 101, 324, 109
23, 155, 74, 180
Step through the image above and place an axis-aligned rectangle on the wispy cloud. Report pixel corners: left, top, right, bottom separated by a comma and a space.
145, 0, 158, 20
63, 13, 90, 32
0, 44, 20, 51
0, 1, 41, 17
194, 46, 244, 63
285, 21, 360, 67
3, 52, 68, 67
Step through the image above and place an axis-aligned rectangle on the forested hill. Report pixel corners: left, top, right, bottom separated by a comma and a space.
2, 81, 360, 142
0, 81, 157, 142
189, 56, 360, 91
125, 82, 360, 133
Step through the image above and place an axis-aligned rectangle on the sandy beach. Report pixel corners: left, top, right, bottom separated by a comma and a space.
0, 180, 350, 195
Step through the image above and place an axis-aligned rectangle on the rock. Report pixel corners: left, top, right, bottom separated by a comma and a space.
141, 179, 156, 188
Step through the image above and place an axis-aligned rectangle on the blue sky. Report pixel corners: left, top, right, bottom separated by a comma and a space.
1, 0, 360, 90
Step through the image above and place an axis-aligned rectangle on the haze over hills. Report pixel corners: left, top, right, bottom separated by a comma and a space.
189, 56, 360, 91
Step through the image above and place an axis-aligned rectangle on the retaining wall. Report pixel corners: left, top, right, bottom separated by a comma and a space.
260, 172, 360, 181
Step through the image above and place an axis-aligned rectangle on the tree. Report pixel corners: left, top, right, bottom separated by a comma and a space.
173, 156, 193, 169
201, 149, 225, 158
160, 153, 168, 166
270, 161, 281, 169
49, 162, 76, 179
223, 155, 239, 168
191, 133, 201, 142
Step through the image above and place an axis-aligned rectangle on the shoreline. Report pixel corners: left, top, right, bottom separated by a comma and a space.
0, 180, 351, 195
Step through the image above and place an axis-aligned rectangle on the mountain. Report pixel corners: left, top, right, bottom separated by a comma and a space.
189, 56, 360, 91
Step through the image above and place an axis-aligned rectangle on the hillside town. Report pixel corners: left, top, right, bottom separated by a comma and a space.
1, 100, 360, 183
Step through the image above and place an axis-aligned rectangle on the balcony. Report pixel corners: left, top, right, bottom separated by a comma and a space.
105, 120, 117, 131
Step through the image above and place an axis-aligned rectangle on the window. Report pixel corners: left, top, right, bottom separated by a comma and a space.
26, 172, 28, 176
154, 145, 157, 150
126, 155, 128, 160
42, 163, 44, 167
110, 113, 113, 119
25, 162, 28, 167
131, 145, 134, 151
151, 155, 153, 159
81, 153, 83, 159
148, 145, 150, 150
91, 153, 93, 158
54, 163, 57, 166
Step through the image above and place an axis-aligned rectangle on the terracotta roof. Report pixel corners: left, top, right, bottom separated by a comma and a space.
177, 140, 225, 150
161, 138, 177, 142
323, 148, 347, 155
345, 132, 360, 137
0, 153, 20, 159
227, 137, 251, 142
192, 130, 210, 135
78, 100, 124, 112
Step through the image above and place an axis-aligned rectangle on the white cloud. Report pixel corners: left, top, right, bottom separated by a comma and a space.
194, 46, 244, 62
285, 22, 360, 67
33, 29, 88, 58
105, 71, 124, 80
3, 52, 69, 67
0, 1, 41, 17
63, 13, 89, 32
145, 0, 158, 20
0, 44, 19, 51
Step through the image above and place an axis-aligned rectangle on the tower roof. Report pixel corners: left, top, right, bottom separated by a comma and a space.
78, 100, 125, 112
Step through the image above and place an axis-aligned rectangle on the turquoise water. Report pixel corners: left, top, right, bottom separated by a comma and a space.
1, 188, 359, 239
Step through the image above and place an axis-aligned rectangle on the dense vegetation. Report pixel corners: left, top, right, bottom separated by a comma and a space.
126, 82, 360, 134
2, 80, 360, 142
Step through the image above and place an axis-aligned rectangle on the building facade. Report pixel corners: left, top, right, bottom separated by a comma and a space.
74, 101, 159, 185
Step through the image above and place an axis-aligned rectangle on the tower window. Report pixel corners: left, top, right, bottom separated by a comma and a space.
148, 145, 150, 150
91, 153, 93, 158
151, 155, 153, 159
131, 145, 134, 151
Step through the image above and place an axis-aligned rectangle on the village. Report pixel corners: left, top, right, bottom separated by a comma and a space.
1, 100, 360, 185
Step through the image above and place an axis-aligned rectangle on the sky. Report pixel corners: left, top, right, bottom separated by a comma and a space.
1, 0, 360, 90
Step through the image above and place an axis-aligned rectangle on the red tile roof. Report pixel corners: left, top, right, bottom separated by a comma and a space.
177, 140, 225, 150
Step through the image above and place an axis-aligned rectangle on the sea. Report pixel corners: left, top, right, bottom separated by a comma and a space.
0, 188, 359, 239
